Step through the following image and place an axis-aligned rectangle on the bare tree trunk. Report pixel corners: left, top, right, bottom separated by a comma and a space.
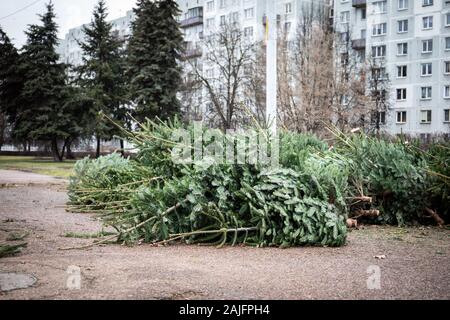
51, 138, 63, 162
96, 135, 101, 159
61, 140, 68, 160
120, 139, 125, 157
66, 139, 75, 160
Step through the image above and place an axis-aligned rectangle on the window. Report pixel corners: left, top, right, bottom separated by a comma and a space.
285, 2, 292, 14
397, 88, 407, 100
422, 0, 433, 6
373, 23, 387, 36
231, 11, 239, 23
340, 11, 350, 23
422, 39, 433, 53
372, 111, 386, 125
397, 42, 408, 55
220, 15, 226, 25
379, 112, 386, 125
444, 109, 450, 123
397, 65, 407, 78
244, 8, 254, 19
206, 1, 215, 12
423, 16, 433, 29
206, 18, 215, 28
219, 0, 226, 8
206, 68, 214, 78
341, 52, 349, 66
244, 26, 253, 38
341, 95, 349, 106
446, 37, 450, 50
361, 8, 366, 20
374, 1, 387, 13
372, 45, 386, 57
445, 61, 450, 74
284, 22, 292, 33
372, 67, 386, 79
377, 112, 386, 125
398, 0, 408, 10
397, 111, 407, 123
421, 87, 432, 100
361, 29, 366, 39
445, 85, 450, 98
420, 110, 432, 124
446, 13, 450, 27
206, 102, 214, 113
398, 20, 408, 32
421, 63, 432, 76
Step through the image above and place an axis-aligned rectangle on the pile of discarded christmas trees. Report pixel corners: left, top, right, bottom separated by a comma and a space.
67, 119, 449, 248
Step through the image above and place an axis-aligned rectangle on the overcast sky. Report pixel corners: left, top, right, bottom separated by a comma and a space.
0, 0, 137, 48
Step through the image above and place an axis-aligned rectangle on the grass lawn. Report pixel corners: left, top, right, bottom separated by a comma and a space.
0, 156, 76, 178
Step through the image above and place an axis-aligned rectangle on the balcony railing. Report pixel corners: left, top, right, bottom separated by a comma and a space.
352, 0, 367, 8
180, 16, 203, 28
181, 48, 202, 60
352, 38, 366, 50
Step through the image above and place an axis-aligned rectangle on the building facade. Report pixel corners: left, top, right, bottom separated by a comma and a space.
58, 10, 134, 67
176, 0, 325, 124
334, 0, 450, 136
57, 1, 450, 136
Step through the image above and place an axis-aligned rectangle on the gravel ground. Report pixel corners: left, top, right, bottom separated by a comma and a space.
0, 170, 449, 300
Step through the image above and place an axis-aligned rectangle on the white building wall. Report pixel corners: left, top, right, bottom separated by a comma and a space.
335, 0, 450, 136
177, 0, 329, 122
58, 10, 134, 67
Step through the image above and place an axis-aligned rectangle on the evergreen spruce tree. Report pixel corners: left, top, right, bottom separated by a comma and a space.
19, 2, 71, 161
0, 27, 24, 146
76, 0, 126, 158
127, 0, 183, 122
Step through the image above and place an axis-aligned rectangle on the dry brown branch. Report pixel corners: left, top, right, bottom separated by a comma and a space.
425, 208, 445, 227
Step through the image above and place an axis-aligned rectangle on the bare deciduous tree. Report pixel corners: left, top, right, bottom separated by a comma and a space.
329, 24, 369, 132
277, 3, 336, 135
242, 41, 266, 127
180, 4, 390, 136
366, 56, 391, 134
189, 22, 256, 130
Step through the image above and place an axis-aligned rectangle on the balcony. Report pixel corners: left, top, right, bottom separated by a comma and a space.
352, 0, 367, 8
352, 38, 366, 50
181, 48, 202, 60
180, 15, 203, 28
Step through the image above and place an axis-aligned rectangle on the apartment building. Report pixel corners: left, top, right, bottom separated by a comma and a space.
55, 1, 450, 136
177, 0, 323, 122
58, 10, 134, 66
334, 0, 450, 136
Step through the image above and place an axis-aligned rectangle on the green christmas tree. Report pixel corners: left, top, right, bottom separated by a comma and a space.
0, 26, 23, 146
76, 0, 127, 158
19, 2, 71, 161
127, 0, 183, 122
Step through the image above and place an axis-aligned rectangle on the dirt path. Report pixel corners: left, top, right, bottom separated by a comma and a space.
0, 169, 66, 186
0, 170, 449, 300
